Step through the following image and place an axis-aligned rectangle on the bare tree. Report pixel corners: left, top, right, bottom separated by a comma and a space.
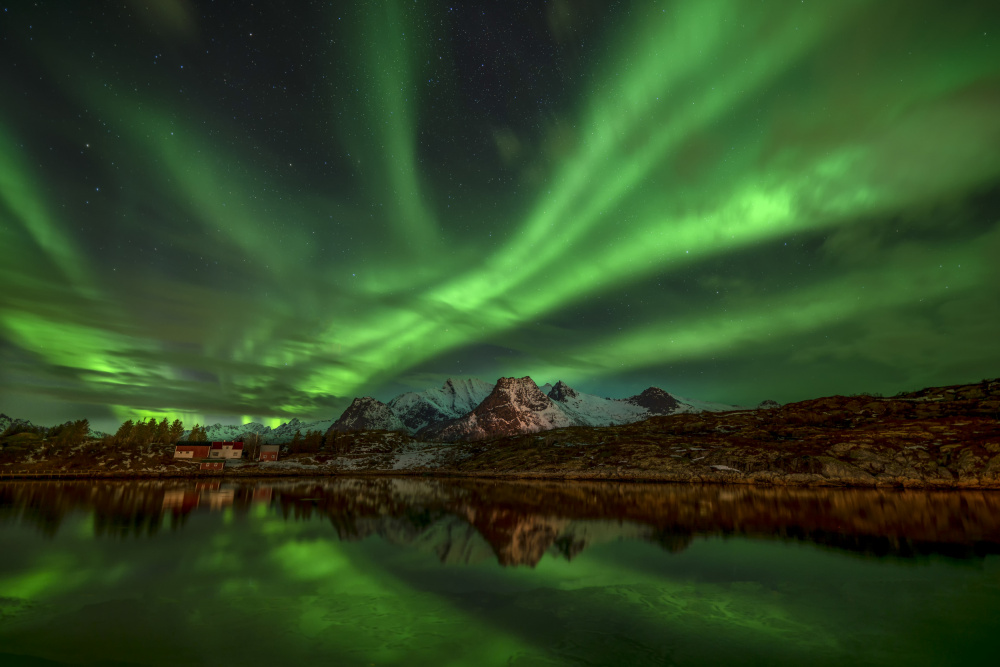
244, 432, 263, 460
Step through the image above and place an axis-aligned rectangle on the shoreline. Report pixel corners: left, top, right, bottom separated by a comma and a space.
3, 466, 1000, 489
4, 379, 999, 489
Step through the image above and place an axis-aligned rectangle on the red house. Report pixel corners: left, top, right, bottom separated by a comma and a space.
174, 444, 211, 459
200, 460, 224, 471
259, 445, 279, 462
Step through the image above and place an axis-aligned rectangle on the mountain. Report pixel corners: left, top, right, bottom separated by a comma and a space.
197, 422, 271, 442
2, 377, 743, 446
388, 378, 494, 432
265, 418, 337, 443
426, 377, 576, 442
545, 381, 650, 426
0, 414, 108, 439
620, 386, 682, 414
544, 381, 740, 428
418, 378, 745, 441
185, 418, 336, 443
328, 397, 405, 433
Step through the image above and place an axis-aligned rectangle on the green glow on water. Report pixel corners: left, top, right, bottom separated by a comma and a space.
1, 493, 997, 666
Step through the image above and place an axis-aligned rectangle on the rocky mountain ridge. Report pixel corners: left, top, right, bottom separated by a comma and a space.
1, 377, 743, 445
334, 376, 740, 442
425, 376, 577, 441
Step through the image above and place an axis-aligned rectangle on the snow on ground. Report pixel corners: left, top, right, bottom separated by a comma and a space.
391, 450, 441, 470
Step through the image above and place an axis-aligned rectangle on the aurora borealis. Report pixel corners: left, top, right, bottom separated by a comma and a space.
2, 1, 999, 430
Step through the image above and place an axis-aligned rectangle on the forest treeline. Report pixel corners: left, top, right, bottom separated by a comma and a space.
2, 417, 338, 454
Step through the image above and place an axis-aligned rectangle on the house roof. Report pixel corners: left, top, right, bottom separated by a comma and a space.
210, 441, 244, 449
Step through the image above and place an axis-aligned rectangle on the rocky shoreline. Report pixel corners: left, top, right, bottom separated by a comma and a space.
3, 379, 999, 489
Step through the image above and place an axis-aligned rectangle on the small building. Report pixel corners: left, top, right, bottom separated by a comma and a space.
174, 443, 211, 459
209, 441, 244, 459
258, 444, 280, 462
200, 460, 224, 471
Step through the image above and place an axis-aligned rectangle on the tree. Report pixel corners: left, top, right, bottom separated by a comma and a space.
70, 419, 90, 444
133, 419, 153, 446
302, 429, 322, 453
244, 432, 263, 460
1, 422, 39, 439
326, 431, 350, 455
156, 417, 169, 444
189, 424, 206, 442
168, 419, 184, 444
48, 421, 69, 446
291, 429, 302, 454
114, 420, 135, 446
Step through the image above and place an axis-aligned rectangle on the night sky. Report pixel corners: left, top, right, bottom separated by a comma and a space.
2, 1, 999, 431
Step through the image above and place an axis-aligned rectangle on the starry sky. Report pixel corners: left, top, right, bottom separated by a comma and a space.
1, 0, 999, 432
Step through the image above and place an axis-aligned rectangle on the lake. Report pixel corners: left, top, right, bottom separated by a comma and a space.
1, 478, 998, 666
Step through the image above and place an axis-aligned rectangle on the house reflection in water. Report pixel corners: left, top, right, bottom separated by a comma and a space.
159, 482, 274, 515
8, 479, 1000, 565
161, 489, 201, 513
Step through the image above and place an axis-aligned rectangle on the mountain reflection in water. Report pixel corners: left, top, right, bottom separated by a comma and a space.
3, 477, 999, 564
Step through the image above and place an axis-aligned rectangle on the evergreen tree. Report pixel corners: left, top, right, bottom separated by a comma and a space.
168, 419, 184, 443
48, 421, 69, 445
303, 429, 322, 453
156, 417, 169, 444
114, 420, 135, 446
133, 419, 152, 446
70, 419, 89, 444
189, 424, 206, 441
291, 429, 302, 454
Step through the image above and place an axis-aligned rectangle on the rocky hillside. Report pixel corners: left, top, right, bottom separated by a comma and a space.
433, 379, 1000, 487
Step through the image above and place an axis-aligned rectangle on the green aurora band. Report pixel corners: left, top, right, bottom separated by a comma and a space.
0, 1, 998, 427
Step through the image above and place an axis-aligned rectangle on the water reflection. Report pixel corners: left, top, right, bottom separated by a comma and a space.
2, 478, 999, 666
3, 477, 999, 563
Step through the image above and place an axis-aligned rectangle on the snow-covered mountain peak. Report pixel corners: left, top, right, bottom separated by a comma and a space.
430, 376, 575, 441
547, 380, 578, 402
389, 377, 493, 432
330, 396, 405, 433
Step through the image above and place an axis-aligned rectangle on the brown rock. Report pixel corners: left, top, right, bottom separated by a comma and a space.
814, 456, 875, 485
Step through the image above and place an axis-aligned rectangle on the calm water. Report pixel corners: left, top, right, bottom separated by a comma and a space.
1, 479, 998, 666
